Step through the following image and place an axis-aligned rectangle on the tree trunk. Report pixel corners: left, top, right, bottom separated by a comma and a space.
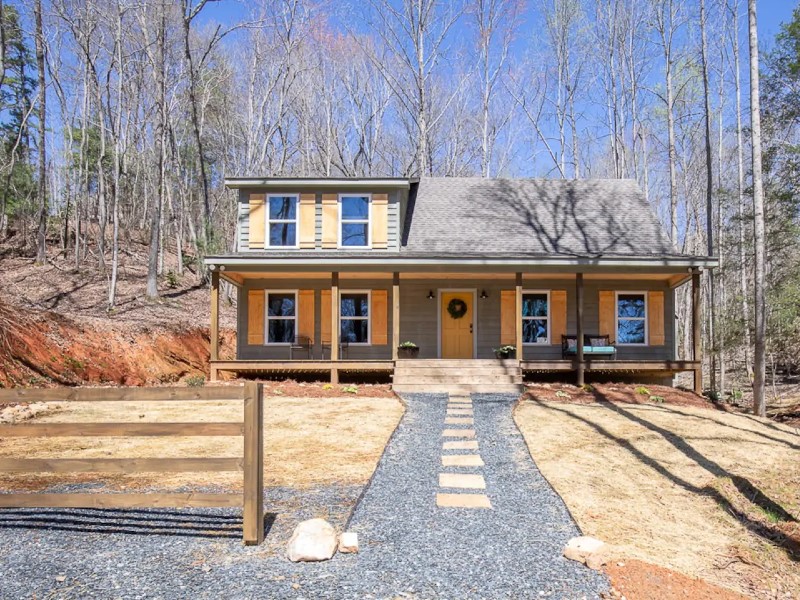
700, 0, 716, 392
147, 3, 167, 300
34, 0, 47, 264
747, 0, 767, 417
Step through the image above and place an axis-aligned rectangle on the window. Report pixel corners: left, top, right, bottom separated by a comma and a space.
340, 291, 370, 344
267, 194, 298, 248
266, 291, 297, 344
522, 291, 549, 344
616, 292, 647, 345
339, 194, 371, 248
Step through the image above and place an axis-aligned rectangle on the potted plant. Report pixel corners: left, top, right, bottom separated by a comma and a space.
397, 341, 420, 359
494, 345, 517, 359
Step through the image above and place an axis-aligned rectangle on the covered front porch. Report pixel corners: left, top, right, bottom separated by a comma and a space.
206, 257, 709, 392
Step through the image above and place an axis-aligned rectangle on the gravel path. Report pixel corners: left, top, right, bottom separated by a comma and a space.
0, 393, 608, 599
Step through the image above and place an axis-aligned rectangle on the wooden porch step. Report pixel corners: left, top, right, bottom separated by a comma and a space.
393, 374, 522, 384
393, 383, 523, 394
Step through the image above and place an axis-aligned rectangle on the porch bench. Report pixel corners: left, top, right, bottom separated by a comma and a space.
562, 335, 617, 360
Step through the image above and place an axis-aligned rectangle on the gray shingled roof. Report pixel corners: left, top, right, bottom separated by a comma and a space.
402, 178, 679, 257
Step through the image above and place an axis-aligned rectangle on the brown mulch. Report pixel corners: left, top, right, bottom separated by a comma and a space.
522, 382, 724, 409
604, 560, 750, 600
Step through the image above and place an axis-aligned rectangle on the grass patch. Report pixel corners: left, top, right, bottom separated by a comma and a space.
514, 397, 800, 599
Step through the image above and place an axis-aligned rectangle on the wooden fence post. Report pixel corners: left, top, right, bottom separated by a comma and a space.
242, 381, 264, 545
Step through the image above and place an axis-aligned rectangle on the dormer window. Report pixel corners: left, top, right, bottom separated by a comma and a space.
339, 194, 371, 248
267, 194, 299, 248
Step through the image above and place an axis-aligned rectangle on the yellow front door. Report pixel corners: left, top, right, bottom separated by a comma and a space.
441, 292, 474, 359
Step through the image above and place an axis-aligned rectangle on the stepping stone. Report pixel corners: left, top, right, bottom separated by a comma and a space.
445, 417, 474, 425
443, 440, 479, 450
439, 473, 486, 489
442, 429, 476, 438
442, 454, 484, 467
447, 408, 473, 415
436, 493, 492, 509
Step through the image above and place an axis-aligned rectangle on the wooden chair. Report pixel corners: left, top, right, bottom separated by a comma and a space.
289, 335, 313, 359
321, 340, 349, 360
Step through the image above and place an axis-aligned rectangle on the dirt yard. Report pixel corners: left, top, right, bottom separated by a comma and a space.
0, 394, 404, 492
516, 385, 800, 599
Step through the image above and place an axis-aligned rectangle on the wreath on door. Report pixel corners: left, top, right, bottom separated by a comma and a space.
447, 298, 468, 319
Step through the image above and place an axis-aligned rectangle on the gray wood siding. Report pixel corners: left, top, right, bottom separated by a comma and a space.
237, 189, 402, 251
237, 277, 675, 361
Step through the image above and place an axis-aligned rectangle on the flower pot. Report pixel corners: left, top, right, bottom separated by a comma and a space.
398, 347, 420, 359
495, 349, 516, 359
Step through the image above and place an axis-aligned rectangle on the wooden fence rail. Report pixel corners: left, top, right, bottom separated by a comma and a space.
0, 382, 265, 545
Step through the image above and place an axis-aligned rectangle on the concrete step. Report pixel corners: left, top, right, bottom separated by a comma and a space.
392, 383, 523, 394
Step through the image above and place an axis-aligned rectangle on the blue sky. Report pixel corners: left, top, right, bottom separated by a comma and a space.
199, 0, 798, 48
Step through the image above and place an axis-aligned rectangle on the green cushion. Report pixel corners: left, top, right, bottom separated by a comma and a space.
564, 346, 617, 355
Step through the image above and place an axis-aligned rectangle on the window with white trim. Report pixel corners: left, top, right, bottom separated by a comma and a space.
522, 291, 549, 344
616, 292, 647, 345
340, 291, 370, 344
266, 291, 297, 344
339, 195, 370, 248
267, 194, 299, 248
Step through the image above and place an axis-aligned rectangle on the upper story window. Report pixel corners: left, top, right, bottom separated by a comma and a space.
616, 292, 647, 345
522, 291, 549, 344
339, 194, 371, 248
268, 194, 299, 248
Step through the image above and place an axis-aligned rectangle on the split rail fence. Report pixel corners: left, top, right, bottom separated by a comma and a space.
0, 382, 264, 545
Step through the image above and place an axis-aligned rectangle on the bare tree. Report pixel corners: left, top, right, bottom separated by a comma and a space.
700, 0, 716, 391
34, 0, 47, 264
652, 0, 684, 244
472, 0, 519, 178
747, 0, 766, 416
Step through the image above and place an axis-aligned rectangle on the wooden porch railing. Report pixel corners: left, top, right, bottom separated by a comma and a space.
0, 382, 264, 545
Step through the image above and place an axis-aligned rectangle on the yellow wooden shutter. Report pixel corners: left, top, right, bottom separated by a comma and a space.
372, 193, 388, 249
248, 193, 266, 249
247, 290, 265, 345
648, 291, 665, 346
321, 193, 338, 248
371, 290, 388, 344
500, 290, 516, 346
298, 290, 315, 341
599, 290, 615, 342
320, 290, 332, 344
550, 290, 567, 345
299, 193, 316, 249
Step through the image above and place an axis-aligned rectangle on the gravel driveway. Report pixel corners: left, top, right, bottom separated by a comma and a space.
0, 393, 608, 599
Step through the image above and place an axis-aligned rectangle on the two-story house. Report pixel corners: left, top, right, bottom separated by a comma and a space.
204, 177, 717, 393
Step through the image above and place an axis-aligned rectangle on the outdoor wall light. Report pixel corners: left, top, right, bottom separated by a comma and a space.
480, 290, 489, 299
427, 290, 435, 300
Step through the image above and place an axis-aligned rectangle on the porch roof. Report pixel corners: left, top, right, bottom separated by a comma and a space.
205, 251, 717, 274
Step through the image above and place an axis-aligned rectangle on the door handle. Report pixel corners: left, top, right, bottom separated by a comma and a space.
469, 323, 473, 334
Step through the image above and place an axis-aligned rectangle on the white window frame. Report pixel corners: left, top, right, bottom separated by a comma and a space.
338, 193, 372, 249
522, 289, 551, 346
264, 289, 298, 346
340, 289, 372, 346
614, 290, 648, 346
266, 194, 300, 249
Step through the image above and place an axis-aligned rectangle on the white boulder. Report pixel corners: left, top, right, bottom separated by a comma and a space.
338, 531, 359, 554
286, 518, 338, 562
563, 536, 608, 570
